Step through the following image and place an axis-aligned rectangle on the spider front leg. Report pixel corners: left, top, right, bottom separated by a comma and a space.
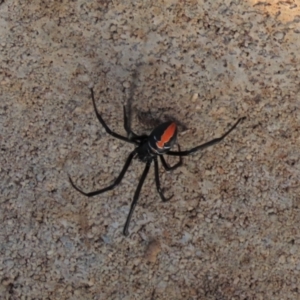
167, 117, 245, 157
69, 150, 136, 197
154, 157, 173, 202
123, 105, 150, 143
90, 88, 136, 144
122, 106, 142, 140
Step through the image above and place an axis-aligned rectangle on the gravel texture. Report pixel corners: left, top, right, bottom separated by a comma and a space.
1, 0, 300, 299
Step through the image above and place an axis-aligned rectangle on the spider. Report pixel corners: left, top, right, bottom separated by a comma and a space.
69, 88, 245, 236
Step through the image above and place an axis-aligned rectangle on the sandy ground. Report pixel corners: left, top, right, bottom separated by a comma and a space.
1, 0, 300, 299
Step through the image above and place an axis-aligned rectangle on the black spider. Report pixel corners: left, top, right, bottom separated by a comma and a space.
69, 88, 244, 236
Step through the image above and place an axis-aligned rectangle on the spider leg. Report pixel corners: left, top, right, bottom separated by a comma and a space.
90, 88, 137, 144
123, 161, 151, 236
160, 145, 183, 171
123, 106, 150, 143
154, 157, 173, 202
69, 150, 136, 197
123, 106, 140, 139
167, 117, 245, 157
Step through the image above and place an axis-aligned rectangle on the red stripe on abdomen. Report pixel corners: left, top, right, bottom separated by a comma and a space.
156, 123, 176, 149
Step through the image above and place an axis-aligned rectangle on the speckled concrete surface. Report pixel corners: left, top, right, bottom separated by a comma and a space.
1, 0, 300, 299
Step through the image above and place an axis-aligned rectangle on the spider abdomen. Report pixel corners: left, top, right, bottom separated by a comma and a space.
148, 121, 178, 154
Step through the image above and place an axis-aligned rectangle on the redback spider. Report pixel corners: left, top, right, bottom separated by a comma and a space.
69, 88, 245, 236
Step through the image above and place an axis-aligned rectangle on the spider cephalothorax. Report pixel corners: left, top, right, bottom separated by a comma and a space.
69, 88, 244, 236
